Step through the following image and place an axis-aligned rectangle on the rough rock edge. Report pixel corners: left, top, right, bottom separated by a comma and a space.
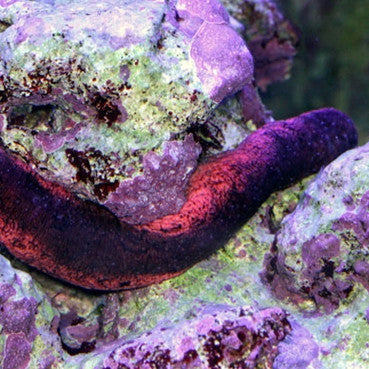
261, 143, 369, 313
0, 255, 63, 369
100, 305, 292, 369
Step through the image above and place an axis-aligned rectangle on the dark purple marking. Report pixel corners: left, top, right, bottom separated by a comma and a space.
333, 190, 369, 248
261, 233, 355, 313
301, 234, 352, 313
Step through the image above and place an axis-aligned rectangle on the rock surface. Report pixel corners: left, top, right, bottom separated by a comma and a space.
262, 142, 369, 314
100, 305, 291, 369
0, 254, 63, 368
223, 0, 299, 90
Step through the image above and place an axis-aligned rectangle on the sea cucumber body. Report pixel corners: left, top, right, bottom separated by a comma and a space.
0, 108, 358, 290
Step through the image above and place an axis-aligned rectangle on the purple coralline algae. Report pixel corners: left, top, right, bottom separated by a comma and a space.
262, 143, 369, 313
167, 0, 253, 102
105, 135, 201, 223
273, 321, 319, 369
222, 0, 299, 90
0, 255, 63, 368
190, 22, 252, 103
101, 305, 291, 369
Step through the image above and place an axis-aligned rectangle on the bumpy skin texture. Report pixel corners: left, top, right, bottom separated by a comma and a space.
0, 108, 357, 290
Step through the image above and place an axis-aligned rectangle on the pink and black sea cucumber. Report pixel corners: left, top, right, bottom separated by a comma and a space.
0, 107, 358, 290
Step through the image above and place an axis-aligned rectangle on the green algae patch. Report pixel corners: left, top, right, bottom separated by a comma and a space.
0, 255, 64, 368
309, 288, 369, 369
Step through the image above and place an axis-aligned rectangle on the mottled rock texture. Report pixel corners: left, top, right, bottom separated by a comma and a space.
223, 0, 298, 90
262, 143, 369, 313
0, 255, 63, 368
273, 321, 319, 369
101, 305, 291, 369
105, 135, 202, 224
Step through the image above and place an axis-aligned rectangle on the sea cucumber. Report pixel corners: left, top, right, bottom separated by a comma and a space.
0, 108, 357, 290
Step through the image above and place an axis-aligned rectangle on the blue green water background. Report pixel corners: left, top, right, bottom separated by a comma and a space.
262, 0, 369, 144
